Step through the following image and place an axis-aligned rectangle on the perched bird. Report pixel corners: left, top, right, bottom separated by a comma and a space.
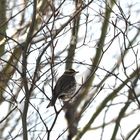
47, 68, 78, 107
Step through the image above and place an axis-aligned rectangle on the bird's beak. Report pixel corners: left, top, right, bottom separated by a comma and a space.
75, 71, 79, 73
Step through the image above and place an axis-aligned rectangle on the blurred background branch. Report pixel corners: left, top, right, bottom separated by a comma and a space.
0, 0, 140, 140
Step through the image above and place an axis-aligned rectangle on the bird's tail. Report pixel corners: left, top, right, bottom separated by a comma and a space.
47, 96, 56, 108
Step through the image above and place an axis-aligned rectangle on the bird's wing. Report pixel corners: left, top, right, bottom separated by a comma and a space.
53, 75, 75, 96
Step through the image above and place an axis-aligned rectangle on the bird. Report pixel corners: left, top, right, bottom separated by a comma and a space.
47, 68, 78, 107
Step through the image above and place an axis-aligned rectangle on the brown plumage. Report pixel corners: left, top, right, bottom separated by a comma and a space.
47, 69, 78, 107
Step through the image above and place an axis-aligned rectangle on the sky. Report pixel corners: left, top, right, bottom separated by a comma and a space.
1, 0, 140, 139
